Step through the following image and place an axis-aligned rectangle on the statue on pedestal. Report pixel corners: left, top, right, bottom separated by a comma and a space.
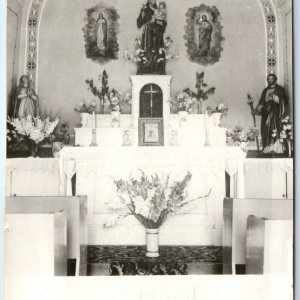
255, 74, 289, 154
13, 75, 39, 118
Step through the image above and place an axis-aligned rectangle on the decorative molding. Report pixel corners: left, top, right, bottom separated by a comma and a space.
258, 0, 279, 77
24, 0, 279, 88
25, 0, 44, 90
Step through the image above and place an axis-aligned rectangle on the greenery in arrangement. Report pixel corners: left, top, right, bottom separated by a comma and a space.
49, 121, 70, 145
207, 103, 228, 115
169, 89, 197, 113
226, 126, 259, 144
74, 101, 96, 114
278, 116, 293, 143
85, 70, 131, 113
124, 36, 178, 65
103, 170, 211, 229
171, 72, 216, 113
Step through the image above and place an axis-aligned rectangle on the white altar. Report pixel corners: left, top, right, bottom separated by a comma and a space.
69, 74, 243, 246
59, 146, 245, 246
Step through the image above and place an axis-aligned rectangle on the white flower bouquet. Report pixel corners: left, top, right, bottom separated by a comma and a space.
226, 126, 259, 144
8, 115, 59, 145
170, 89, 197, 113
278, 116, 293, 142
107, 170, 210, 229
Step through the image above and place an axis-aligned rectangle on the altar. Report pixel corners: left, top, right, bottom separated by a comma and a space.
59, 146, 245, 246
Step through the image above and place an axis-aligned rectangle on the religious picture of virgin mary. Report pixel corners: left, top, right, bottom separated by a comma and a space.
83, 4, 119, 64
184, 4, 224, 66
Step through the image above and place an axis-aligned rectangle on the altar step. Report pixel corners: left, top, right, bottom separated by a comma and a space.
87, 262, 223, 276
86, 245, 223, 275
88, 213, 215, 246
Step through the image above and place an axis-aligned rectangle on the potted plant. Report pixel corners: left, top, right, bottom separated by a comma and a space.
104, 170, 211, 257
7, 115, 59, 157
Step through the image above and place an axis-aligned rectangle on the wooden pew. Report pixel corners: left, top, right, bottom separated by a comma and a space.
5, 212, 67, 276
223, 197, 293, 274
5, 196, 88, 276
246, 215, 293, 274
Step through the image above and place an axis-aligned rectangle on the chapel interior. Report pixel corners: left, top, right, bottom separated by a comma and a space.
4, 0, 294, 298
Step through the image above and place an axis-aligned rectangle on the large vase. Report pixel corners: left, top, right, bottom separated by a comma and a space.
145, 228, 159, 257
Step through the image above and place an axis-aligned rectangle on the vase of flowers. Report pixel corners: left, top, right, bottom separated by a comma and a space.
226, 126, 259, 153
170, 89, 196, 114
279, 116, 293, 157
207, 104, 229, 127
8, 115, 59, 157
74, 102, 96, 127
109, 170, 211, 257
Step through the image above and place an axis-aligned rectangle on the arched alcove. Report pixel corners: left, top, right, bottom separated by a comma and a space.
24, 0, 279, 90
139, 84, 163, 118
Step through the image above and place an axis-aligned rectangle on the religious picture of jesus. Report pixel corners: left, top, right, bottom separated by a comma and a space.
184, 4, 224, 65
197, 15, 213, 57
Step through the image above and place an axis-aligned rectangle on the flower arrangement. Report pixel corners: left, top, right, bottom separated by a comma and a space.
74, 101, 96, 114
124, 36, 178, 65
207, 103, 228, 115
226, 126, 259, 144
277, 116, 293, 142
169, 89, 197, 113
8, 115, 59, 144
104, 170, 211, 229
49, 121, 70, 144
85, 70, 131, 113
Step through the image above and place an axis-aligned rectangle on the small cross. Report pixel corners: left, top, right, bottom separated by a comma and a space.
144, 84, 160, 117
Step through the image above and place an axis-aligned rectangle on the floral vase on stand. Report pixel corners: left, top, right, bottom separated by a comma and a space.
111, 111, 121, 128
145, 228, 160, 257
80, 113, 89, 128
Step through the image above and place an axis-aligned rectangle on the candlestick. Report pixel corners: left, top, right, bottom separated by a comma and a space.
90, 128, 97, 147
92, 111, 96, 129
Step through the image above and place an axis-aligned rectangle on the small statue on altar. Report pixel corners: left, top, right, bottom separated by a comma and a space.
13, 75, 39, 118
255, 74, 289, 154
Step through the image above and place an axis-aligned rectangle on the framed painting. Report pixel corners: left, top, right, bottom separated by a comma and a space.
184, 4, 224, 66
82, 4, 120, 64
138, 118, 164, 146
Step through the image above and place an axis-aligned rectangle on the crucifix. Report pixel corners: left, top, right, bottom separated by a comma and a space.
144, 84, 160, 117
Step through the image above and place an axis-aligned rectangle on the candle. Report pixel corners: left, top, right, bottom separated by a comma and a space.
92, 111, 96, 129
